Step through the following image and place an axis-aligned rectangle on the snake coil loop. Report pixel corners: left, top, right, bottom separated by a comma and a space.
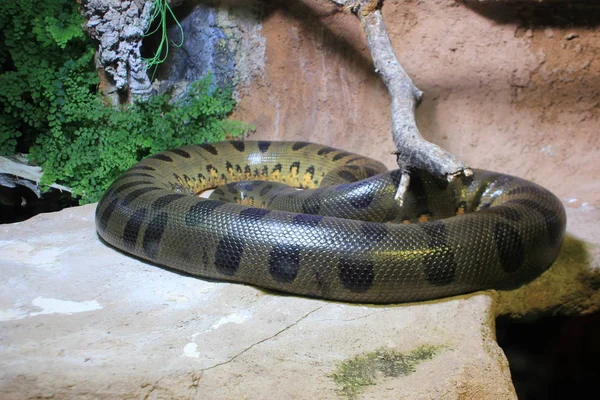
96, 141, 566, 303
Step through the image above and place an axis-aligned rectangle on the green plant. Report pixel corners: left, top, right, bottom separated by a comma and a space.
30, 74, 252, 203
0, 0, 89, 155
1, 0, 253, 204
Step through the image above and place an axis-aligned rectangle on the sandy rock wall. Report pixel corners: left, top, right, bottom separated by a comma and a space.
230, 0, 599, 209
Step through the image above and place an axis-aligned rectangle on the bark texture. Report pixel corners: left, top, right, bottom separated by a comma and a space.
81, 0, 155, 104
331, 0, 472, 202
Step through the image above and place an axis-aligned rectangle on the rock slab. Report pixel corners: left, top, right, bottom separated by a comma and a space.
0, 204, 598, 399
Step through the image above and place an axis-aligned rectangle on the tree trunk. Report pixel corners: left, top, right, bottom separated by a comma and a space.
331, 0, 472, 203
81, 0, 155, 105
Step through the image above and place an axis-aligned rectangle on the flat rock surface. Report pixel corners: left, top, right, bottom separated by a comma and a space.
0, 204, 597, 399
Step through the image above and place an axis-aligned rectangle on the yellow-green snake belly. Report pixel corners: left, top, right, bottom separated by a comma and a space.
95, 140, 566, 303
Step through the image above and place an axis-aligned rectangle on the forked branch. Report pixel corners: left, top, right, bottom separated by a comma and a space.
330, 0, 472, 203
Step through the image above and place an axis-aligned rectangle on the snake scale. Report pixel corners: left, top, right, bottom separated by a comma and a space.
95, 140, 566, 303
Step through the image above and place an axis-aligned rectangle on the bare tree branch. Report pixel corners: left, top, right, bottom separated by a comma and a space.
330, 1, 472, 203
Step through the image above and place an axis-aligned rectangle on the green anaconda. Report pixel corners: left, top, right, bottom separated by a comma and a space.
95, 140, 566, 303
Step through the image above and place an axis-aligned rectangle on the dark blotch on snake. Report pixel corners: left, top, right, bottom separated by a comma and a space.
112, 180, 153, 196
122, 208, 147, 250
179, 249, 191, 262
484, 205, 522, 222
360, 223, 388, 243
113, 172, 154, 185
185, 200, 223, 226
258, 141, 271, 152
150, 154, 173, 162
335, 183, 351, 191
421, 221, 457, 286
349, 193, 375, 209
98, 198, 119, 231
292, 213, 324, 228
231, 141, 245, 152
317, 146, 336, 156
348, 181, 376, 209
269, 244, 301, 283
302, 197, 321, 215
267, 192, 281, 206
338, 258, 375, 293
142, 212, 168, 260
346, 157, 364, 163
337, 170, 359, 182
152, 194, 186, 210
170, 148, 191, 158
214, 235, 245, 276
507, 198, 564, 248
130, 165, 155, 171
238, 181, 262, 191
121, 187, 161, 206
259, 183, 274, 197
332, 151, 351, 161
239, 207, 271, 221
364, 167, 380, 178
493, 222, 525, 273
201, 248, 209, 267
292, 142, 310, 151
198, 143, 218, 155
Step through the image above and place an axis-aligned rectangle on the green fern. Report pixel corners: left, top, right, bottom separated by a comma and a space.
1, 0, 253, 204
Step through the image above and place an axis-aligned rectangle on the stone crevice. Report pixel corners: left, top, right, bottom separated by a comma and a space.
200, 304, 326, 372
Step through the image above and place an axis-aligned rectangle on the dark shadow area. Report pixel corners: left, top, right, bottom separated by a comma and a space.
497, 312, 600, 399
496, 234, 600, 398
461, 0, 600, 26
0, 184, 78, 224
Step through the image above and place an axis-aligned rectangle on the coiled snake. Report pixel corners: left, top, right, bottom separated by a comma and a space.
95, 140, 566, 303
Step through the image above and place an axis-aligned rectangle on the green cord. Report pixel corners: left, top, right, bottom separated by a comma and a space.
143, 0, 184, 72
